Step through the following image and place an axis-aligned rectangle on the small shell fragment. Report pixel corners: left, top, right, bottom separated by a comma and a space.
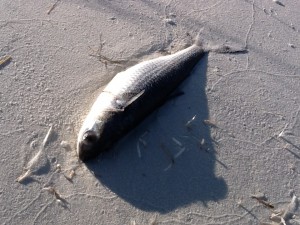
288, 43, 295, 48
56, 164, 61, 172
164, 18, 176, 26
64, 170, 75, 181
250, 192, 266, 200
203, 119, 217, 127
200, 138, 205, 146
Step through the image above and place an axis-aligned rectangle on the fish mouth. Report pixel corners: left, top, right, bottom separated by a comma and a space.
77, 130, 100, 161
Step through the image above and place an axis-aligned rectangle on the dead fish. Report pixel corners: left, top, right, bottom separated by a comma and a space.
77, 34, 245, 161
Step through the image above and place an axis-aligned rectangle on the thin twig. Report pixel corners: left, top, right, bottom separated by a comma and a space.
47, 0, 60, 15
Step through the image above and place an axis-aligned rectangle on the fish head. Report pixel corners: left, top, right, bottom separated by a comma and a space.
77, 119, 104, 161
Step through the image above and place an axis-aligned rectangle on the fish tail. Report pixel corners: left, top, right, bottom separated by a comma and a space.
194, 28, 204, 47
195, 28, 247, 54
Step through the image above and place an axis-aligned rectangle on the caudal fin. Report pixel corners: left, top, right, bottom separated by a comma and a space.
194, 28, 204, 47
194, 28, 247, 54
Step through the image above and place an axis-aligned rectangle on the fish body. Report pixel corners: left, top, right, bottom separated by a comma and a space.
77, 40, 205, 161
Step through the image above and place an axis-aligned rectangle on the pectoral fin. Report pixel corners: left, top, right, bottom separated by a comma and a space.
114, 90, 145, 111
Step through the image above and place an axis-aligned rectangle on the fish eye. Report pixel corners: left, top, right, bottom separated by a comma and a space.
82, 130, 98, 144
78, 130, 100, 161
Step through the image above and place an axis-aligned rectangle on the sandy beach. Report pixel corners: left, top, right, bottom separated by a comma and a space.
1, 0, 300, 224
